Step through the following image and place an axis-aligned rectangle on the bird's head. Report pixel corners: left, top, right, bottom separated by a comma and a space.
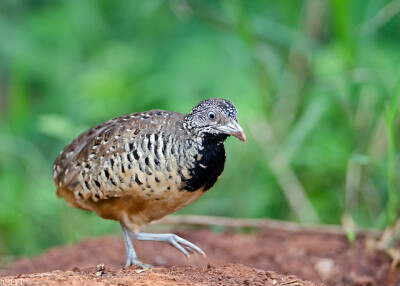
184, 98, 246, 142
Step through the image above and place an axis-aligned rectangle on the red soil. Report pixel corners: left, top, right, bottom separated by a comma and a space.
1, 226, 397, 285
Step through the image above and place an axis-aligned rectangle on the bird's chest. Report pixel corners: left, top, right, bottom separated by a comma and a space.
136, 135, 226, 220
182, 139, 226, 192
143, 134, 226, 193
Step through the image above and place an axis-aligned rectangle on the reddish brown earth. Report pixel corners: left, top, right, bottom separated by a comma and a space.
0, 227, 398, 285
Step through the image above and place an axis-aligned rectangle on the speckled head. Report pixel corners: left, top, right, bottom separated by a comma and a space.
184, 98, 246, 142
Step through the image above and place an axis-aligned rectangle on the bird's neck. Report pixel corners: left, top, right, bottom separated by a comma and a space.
181, 132, 227, 192
201, 133, 229, 146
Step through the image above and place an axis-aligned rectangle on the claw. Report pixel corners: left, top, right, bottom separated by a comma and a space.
130, 232, 207, 258
171, 234, 206, 257
124, 262, 152, 269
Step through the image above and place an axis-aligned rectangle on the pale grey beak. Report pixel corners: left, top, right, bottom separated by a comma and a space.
216, 121, 247, 142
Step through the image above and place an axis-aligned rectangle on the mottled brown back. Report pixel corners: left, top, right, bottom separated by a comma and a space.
53, 110, 192, 202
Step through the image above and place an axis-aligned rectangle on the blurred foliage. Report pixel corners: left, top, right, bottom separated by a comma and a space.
0, 0, 400, 258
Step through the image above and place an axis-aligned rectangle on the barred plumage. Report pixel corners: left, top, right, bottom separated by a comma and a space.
53, 98, 246, 267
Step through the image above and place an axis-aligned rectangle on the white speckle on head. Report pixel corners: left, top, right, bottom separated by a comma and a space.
56, 165, 61, 172
69, 151, 74, 157
59, 150, 64, 155
115, 135, 120, 139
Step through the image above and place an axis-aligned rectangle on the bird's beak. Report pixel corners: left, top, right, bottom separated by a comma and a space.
216, 121, 247, 142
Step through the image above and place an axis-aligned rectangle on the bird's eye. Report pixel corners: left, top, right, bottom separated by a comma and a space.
208, 112, 216, 120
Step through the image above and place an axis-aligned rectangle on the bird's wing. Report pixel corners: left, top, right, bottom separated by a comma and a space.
53, 110, 186, 201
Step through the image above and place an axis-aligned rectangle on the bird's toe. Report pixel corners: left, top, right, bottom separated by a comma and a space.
124, 259, 152, 269
168, 234, 206, 257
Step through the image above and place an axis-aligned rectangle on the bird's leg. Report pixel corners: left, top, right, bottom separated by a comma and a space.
128, 231, 206, 258
120, 223, 151, 268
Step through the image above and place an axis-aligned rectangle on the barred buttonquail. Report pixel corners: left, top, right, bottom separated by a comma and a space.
53, 98, 246, 267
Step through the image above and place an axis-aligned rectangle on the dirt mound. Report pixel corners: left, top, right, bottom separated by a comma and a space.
2, 264, 320, 286
1, 228, 396, 285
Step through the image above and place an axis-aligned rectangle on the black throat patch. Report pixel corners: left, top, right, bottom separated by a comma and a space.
183, 133, 228, 192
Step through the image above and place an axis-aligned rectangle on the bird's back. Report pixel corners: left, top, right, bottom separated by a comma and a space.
53, 109, 225, 231
54, 110, 186, 193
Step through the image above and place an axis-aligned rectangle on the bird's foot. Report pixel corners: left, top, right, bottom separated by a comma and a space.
121, 223, 152, 269
165, 233, 206, 258
131, 232, 206, 258
124, 258, 152, 269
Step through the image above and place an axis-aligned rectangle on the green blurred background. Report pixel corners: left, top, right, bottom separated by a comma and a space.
0, 0, 399, 259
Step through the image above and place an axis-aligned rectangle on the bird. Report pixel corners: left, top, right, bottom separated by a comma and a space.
53, 98, 246, 268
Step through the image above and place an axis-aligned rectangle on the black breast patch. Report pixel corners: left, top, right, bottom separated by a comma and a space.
183, 134, 227, 192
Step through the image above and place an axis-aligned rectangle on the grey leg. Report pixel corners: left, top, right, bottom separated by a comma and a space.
120, 223, 151, 268
128, 231, 206, 258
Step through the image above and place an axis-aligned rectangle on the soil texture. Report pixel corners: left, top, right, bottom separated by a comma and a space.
1, 227, 397, 285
